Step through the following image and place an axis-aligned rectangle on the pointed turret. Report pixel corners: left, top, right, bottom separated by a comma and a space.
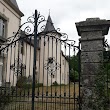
43, 15, 56, 32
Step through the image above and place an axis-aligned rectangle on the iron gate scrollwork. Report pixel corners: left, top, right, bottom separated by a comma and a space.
0, 10, 81, 110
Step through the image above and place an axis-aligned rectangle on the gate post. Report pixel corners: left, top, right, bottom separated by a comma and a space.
75, 18, 110, 110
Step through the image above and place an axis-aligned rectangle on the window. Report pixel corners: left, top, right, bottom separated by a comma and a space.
21, 41, 24, 55
62, 73, 63, 80
0, 19, 6, 38
63, 60, 64, 65
0, 61, 3, 86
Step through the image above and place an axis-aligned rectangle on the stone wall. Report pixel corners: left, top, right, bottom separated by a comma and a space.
76, 18, 110, 110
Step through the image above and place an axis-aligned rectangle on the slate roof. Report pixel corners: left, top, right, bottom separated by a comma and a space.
4, 0, 24, 17
10, 0, 19, 9
43, 15, 56, 32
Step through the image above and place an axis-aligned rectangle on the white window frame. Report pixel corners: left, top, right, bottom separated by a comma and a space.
0, 19, 6, 38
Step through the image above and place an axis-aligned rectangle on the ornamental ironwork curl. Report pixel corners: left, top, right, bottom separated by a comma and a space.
0, 10, 77, 51
60, 33, 68, 41
0, 12, 46, 51
10, 58, 26, 76
40, 25, 46, 32
44, 57, 60, 76
37, 14, 46, 26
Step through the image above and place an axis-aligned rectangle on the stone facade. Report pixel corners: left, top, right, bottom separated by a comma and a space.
76, 18, 110, 110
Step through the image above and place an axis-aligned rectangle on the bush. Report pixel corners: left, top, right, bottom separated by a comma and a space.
16, 76, 27, 88
52, 81, 59, 86
23, 83, 43, 89
35, 83, 43, 88
11, 86, 16, 94
23, 83, 32, 89
0, 93, 11, 109
52, 81, 67, 86
16, 76, 43, 89
70, 70, 79, 82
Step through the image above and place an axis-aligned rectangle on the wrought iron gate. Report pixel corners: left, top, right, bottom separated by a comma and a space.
0, 10, 81, 110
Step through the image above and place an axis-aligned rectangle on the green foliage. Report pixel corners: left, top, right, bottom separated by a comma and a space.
21, 83, 43, 89
90, 60, 109, 109
70, 70, 79, 82
66, 55, 79, 82
35, 83, 43, 88
52, 81, 66, 86
16, 76, 28, 88
52, 81, 59, 86
16, 76, 43, 89
0, 92, 11, 110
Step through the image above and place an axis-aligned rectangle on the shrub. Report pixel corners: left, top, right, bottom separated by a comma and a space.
52, 81, 59, 86
16, 76, 43, 89
23, 83, 32, 89
35, 83, 43, 88
0, 93, 11, 110
16, 76, 27, 88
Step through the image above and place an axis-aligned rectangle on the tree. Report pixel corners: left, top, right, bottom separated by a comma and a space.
66, 54, 79, 82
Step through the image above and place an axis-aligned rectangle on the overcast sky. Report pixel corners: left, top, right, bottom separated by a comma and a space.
17, 0, 110, 45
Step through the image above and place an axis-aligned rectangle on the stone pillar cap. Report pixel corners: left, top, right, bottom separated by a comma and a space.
75, 18, 110, 36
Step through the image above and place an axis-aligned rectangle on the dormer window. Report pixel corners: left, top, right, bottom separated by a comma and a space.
0, 19, 6, 38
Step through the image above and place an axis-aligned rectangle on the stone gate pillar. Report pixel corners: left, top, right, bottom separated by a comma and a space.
75, 18, 110, 110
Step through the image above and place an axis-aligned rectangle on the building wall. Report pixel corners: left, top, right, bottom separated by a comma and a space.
10, 32, 69, 86
0, 0, 22, 86
20, 33, 69, 86
0, 0, 21, 38
0, 0, 69, 86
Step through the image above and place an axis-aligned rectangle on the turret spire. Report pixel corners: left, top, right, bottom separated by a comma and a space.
43, 15, 56, 32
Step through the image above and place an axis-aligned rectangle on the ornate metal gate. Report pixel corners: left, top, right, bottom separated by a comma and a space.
0, 10, 81, 110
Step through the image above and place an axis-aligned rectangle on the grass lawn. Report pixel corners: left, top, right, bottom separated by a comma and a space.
4, 83, 79, 110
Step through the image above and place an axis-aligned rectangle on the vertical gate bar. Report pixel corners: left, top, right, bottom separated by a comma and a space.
68, 44, 70, 110
51, 36, 54, 109
37, 36, 41, 106
21, 40, 24, 101
1, 49, 4, 108
32, 10, 38, 110
21, 45, 23, 105
24, 36, 27, 104
64, 42, 66, 110
106, 61, 109, 106
17, 40, 20, 101
27, 38, 29, 99
4, 47, 8, 98
46, 36, 50, 109
78, 41, 81, 110
60, 40, 62, 110
73, 47, 76, 110
9, 45, 12, 99
42, 35, 46, 110
107, 62, 108, 98
46, 35, 49, 110
55, 37, 58, 110
29, 36, 32, 98
12, 42, 15, 99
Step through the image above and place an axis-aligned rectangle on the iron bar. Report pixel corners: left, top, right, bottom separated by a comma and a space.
32, 10, 38, 110
0, 9, 82, 110
78, 41, 81, 110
